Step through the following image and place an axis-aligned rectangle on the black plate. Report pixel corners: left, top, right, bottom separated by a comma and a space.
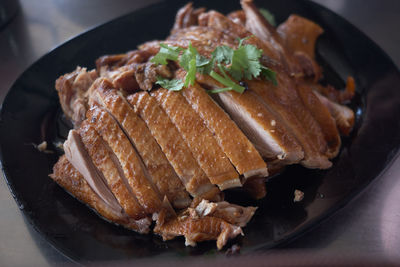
1, 0, 399, 263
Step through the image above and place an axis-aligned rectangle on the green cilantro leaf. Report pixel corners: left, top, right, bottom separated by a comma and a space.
208, 87, 235, 94
155, 77, 184, 91
212, 45, 234, 64
196, 54, 214, 74
184, 58, 197, 87
259, 8, 276, 26
151, 43, 183, 65
261, 66, 278, 86
229, 44, 263, 80
179, 43, 199, 86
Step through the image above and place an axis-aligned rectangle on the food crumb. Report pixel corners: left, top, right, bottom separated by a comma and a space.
294, 189, 304, 202
32, 141, 54, 154
37, 141, 47, 151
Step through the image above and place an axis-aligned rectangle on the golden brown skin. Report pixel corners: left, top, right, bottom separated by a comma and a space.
241, 0, 303, 77
93, 79, 191, 209
50, 156, 151, 233
78, 121, 146, 219
195, 74, 304, 165
247, 79, 332, 168
296, 84, 341, 158
127, 92, 221, 200
87, 105, 163, 215
151, 88, 240, 191
176, 71, 268, 180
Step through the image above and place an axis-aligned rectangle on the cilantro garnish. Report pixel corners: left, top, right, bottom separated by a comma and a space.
155, 77, 184, 91
151, 38, 277, 93
151, 43, 182, 65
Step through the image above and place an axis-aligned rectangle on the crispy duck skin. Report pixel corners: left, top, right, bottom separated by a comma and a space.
154, 213, 243, 250
151, 88, 240, 191
240, 0, 303, 77
296, 84, 341, 158
273, 74, 332, 168
87, 106, 163, 215
195, 74, 304, 164
175, 72, 268, 179
247, 79, 333, 167
55, 67, 98, 127
78, 121, 146, 219
92, 79, 191, 209
127, 92, 221, 199
50, 156, 151, 233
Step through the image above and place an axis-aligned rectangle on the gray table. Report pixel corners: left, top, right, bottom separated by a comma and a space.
0, 0, 399, 265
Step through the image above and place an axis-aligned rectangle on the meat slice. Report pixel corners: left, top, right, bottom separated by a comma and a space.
296, 84, 341, 158
78, 121, 146, 219
55, 67, 98, 127
92, 79, 191, 209
86, 105, 162, 215
314, 91, 355, 136
63, 129, 121, 212
154, 212, 243, 250
218, 91, 303, 164
196, 75, 303, 164
127, 92, 220, 199
246, 79, 333, 167
175, 72, 268, 179
50, 156, 151, 233
151, 88, 240, 190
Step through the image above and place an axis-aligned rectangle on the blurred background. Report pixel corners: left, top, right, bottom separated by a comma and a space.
0, 0, 399, 265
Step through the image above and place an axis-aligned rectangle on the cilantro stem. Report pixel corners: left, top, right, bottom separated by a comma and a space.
208, 87, 234, 94
209, 70, 245, 93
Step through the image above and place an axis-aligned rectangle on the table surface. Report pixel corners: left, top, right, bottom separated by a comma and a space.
0, 0, 399, 266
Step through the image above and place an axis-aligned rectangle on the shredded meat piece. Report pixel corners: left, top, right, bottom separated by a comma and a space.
195, 200, 257, 227
154, 212, 243, 250
55, 67, 98, 127
134, 62, 173, 91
